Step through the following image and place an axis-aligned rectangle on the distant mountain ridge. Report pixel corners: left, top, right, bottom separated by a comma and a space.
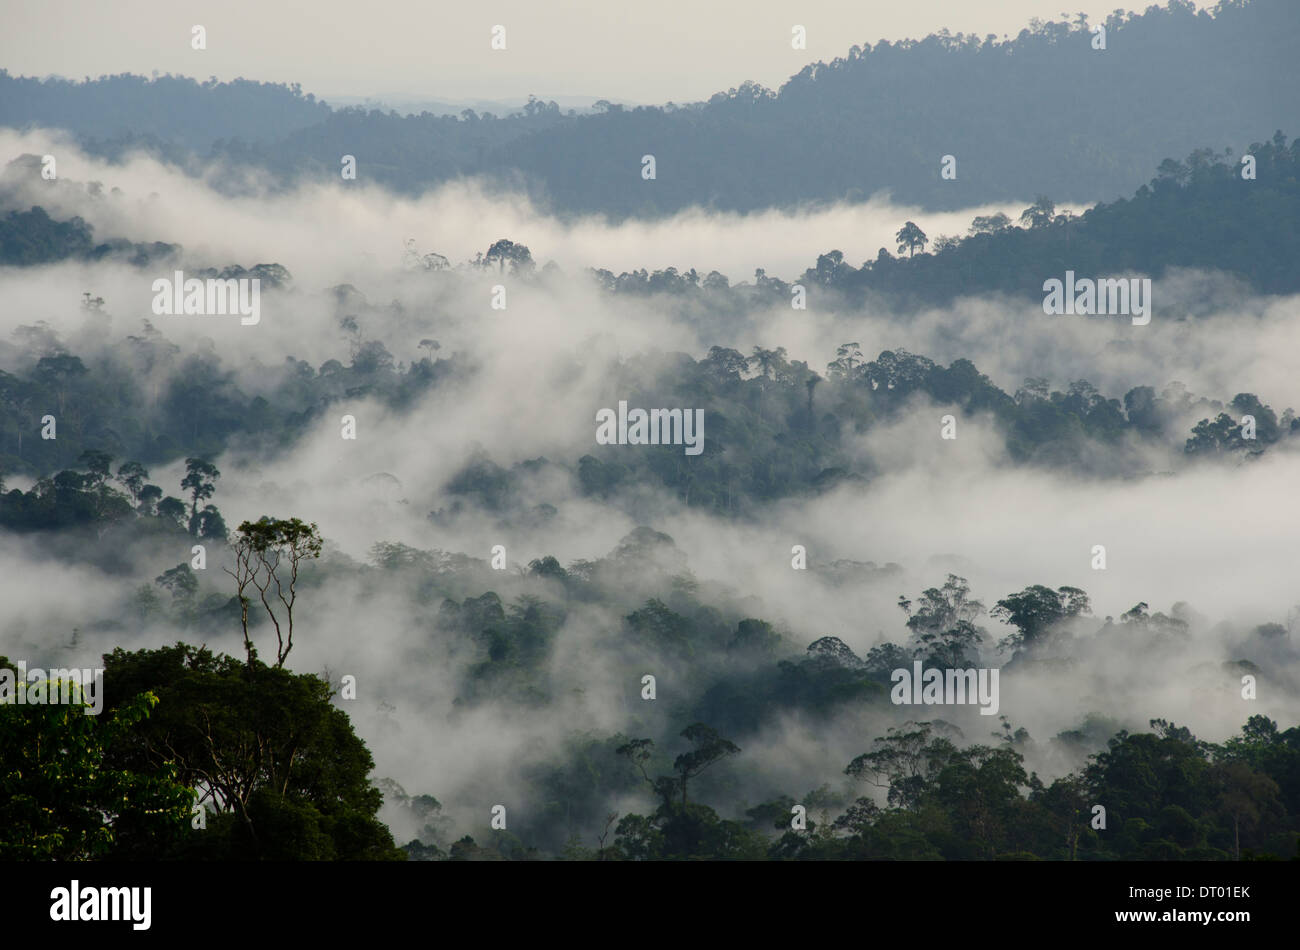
1, 0, 1297, 217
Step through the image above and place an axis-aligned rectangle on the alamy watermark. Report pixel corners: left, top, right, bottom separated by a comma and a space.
1042, 271, 1151, 325
890, 661, 999, 716
151, 270, 260, 325
0, 662, 104, 715
50, 881, 151, 930
595, 400, 704, 456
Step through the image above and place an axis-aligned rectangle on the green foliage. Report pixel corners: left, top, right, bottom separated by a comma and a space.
612, 723, 762, 859
899, 574, 987, 666
0, 443, 231, 546
99, 644, 405, 860
993, 585, 1092, 654
0, 206, 94, 265
0, 659, 192, 860
401, 539, 1300, 861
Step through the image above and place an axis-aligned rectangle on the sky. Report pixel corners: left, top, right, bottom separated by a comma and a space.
2, 0, 1148, 105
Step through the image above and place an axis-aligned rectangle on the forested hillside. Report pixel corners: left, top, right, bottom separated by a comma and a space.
2, 0, 1298, 870
3, 1, 1297, 215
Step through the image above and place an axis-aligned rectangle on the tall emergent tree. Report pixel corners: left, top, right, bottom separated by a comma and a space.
895, 221, 928, 257
224, 517, 324, 668
180, 457, 220, 536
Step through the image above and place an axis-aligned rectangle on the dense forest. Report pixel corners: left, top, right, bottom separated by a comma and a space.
1, 139, 1297, 518
0, 204, 178, 268
1, 312, 1296, 860
0, 308, 1294, 521
3, 1, 1298, 215
597, 132, 1300, 303
5, 126, 1297, 294
2, 0, 1297, 866
5, 519, 1298, 860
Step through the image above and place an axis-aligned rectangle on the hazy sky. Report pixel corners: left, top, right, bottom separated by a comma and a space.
3, 0, 1146, 104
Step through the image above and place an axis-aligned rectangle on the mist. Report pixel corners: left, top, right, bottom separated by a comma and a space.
2, 126, 1297, 851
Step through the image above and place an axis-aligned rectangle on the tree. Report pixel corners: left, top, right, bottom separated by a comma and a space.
1034, 774, 1091, 860
673, 723, 740, 809
1213, 760, 1281, 861
138, 484, 163, 516
1055, 208, 1077, 245
968, 212, 1010, 235
196, 505, 228, 541
812, 249, 850, 284
895, 221, 928, 257
0, 658, 192, 860
116, 460, 149, 505
157, 496, 188, 529
931, 743, 1031, 857
614, 724, 750, 860
338, 315, 361, 358
617, 723, 742, 813
616, 737, 662, 790
418, 338, 441, 361
702, 346, 748, 382
1154, 157, 1190, 187
78, 449, 113, 486
99, 644, 405, 860
730, 618, 782, 654
805, 373, 821, 418
403, 239, 448, 272
73, 450, 131, 526
702, 270, 729, 291
992, 584, 1091, 653
899, 574, 987, 666
33, 353, 86, 416
747, 346, 789, 380
846, 721, 950, 810
352, 339, 394, 373
863, 641, 910, 673
1019, 195, 1056, 229
156, 563, 198, 605
484, 238, 534, 275
1083, 721, 1212, 840
827, 342, 864, 380
180, 457, 220, 536
224, 517, 324, 668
